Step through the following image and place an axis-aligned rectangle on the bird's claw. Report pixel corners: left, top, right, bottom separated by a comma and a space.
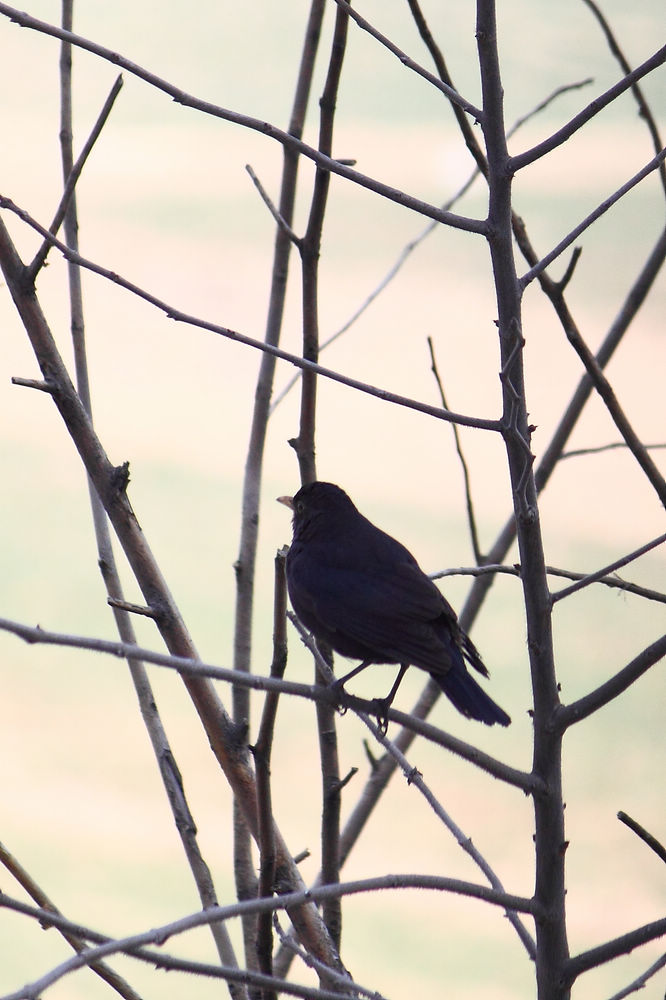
370, 697, 391, 736
328, 677, 348, 715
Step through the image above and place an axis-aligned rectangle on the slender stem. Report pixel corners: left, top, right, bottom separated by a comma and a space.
231, 1, 327, 973
0, 3, 486, 231
0, 193, 500, 432
476, 3, 568, 996
253, 552, 289, 996
511, 44, 666, 171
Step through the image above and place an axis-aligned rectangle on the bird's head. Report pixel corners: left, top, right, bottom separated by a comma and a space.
277, 481, 358, 535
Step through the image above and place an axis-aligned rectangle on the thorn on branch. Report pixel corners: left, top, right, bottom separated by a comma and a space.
333, 767, 358, 794
362, 739, 380, 772
109, 460, 130, 496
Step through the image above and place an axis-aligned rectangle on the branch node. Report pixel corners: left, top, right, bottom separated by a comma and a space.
109, 460, 131, 496
11, 376, 55, 394
107, 597, 158, 619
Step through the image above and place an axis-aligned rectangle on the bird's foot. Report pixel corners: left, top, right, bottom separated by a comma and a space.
370, 697, 391, 736
328, 677, 348, 715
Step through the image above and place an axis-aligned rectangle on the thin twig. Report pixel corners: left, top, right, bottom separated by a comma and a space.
27, 73, 123, 281
329, 0, 482, 119
562, 440, 666, 458
551, 532, 666, 603
283, 617, 538, 958
617, 811, 666, 865
511, 44, 666, 171
606, 952, 666, 1000
563, 916, 666, 987
0, 893, 362, 1000
581, 0, 666, 197
427, 336, 483, 563
0, 196, 500, 433
245, 164, 301, 246
0, 611, 536, 790
252, 551, 289, 993
557, 632, 666, 729
432, 562, 666, 606
0, 875, 534, 1000
520, 145, 666, 287
0, 3, 485, 231
269, 75, 594, 415
0, 841, 142, 1000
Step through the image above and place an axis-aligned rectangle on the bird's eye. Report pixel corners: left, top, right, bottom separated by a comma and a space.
295, 500, 304, 514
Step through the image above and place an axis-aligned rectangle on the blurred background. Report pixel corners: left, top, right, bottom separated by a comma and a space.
0, 1, 664, 998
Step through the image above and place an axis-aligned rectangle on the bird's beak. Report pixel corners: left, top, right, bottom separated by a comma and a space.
277, 495, 294, 511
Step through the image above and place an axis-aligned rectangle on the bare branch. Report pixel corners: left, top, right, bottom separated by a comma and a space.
329, 0, 483, 119
617, 811, 666, 865
581, 0, 666, 197
357, 718, 538, 958
252, 551, 289, 989
551, 532, 666, 603
561, 440, 666, 459
27, 73, 123, 280
606, 953, 666, 1000
520, 145, 666, 287
427, 336, 483, 563
432, 562, 666, 606
0, 892, 364, 1000
245, 164, 301, 246
0, 197, 500, 432
563, 916, 666, 987
0, 874, 534, 1000
557, 633, 666, 729
0, 842, 142, 1000
0, 3, 485, 231
269, 75, 593, 415
511, 44, 666, 171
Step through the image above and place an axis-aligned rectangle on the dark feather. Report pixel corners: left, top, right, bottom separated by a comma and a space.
281, 482, 510, 727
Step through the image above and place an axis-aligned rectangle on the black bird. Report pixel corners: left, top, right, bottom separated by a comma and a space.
278, 482, 510, 727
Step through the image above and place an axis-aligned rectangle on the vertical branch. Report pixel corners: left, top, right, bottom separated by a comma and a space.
293, 4, 351, 953
57, 4, 246, 990
252, 551, 289, 999
231, 0, 326, 971
476, 2, 568, 997
291, 8, 350, 482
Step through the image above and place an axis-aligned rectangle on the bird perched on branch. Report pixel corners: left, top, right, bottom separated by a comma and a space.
278, 481, 510, 727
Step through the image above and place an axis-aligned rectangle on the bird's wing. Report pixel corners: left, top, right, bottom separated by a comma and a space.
292, 550, 456, 670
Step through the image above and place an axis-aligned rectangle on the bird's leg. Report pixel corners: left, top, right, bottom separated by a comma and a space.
331, 658, 373, 692
371, 663, 408, 733
329, 659, 372, 717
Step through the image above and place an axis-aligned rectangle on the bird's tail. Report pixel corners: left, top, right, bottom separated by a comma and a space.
431, 665, 511, 726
